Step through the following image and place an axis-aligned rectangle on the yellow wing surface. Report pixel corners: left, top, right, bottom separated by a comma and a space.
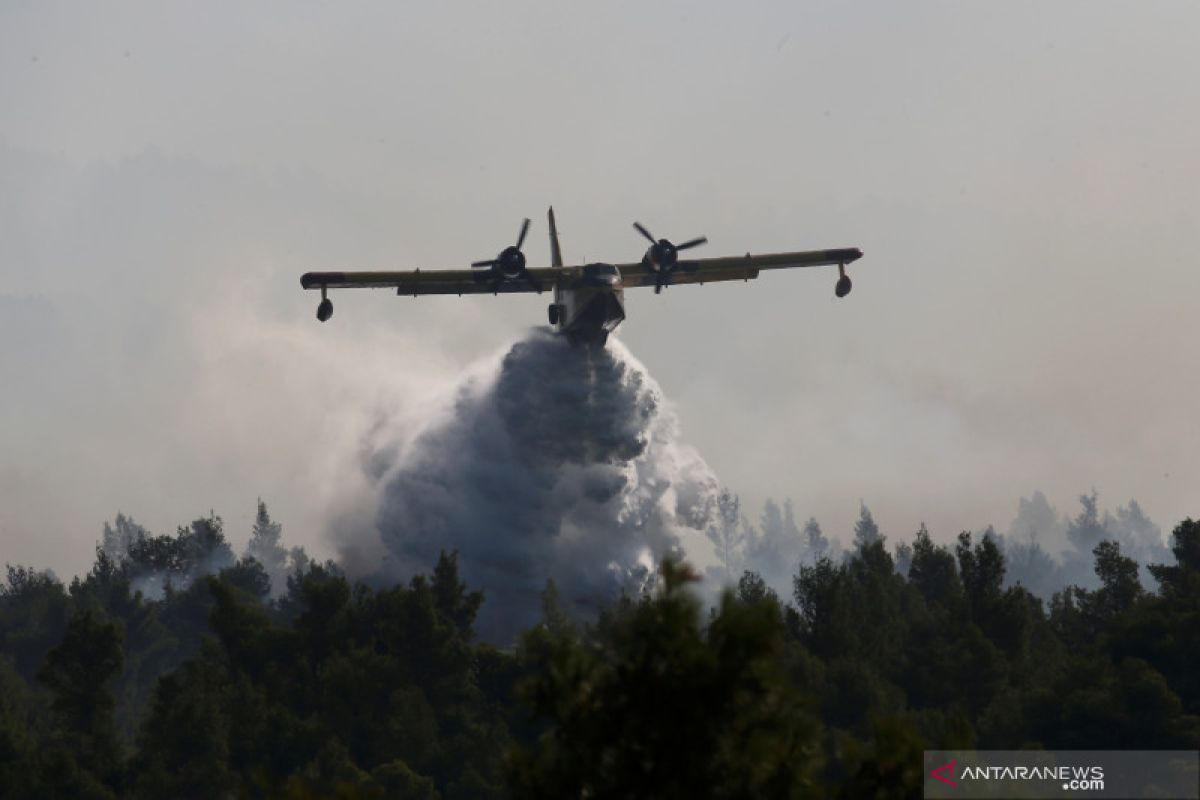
616, 248, 863, 289
300, 268, 558, 295
301, 249, 863, 294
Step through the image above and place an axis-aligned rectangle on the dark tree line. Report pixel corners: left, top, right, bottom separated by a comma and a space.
1, 503, 1198, 798
717, 490, 1172, 604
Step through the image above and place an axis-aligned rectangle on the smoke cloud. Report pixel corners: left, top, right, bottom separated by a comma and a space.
336, 329, 721, 641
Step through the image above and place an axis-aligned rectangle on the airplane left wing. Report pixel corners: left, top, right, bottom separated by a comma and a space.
301, 268, 559, 296
616, 248, 864, 289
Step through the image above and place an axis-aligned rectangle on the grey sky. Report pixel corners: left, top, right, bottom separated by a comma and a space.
2, 2, 1198, 578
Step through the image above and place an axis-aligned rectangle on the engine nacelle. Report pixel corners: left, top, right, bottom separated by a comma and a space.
496, 246, 526, 279
643, 241, 677, 272
633, 223, 706, 279
473, 219, 531, 281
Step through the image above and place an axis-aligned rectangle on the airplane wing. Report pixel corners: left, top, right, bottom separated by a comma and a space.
301, 267, 559, 295
616, 248, 863, 289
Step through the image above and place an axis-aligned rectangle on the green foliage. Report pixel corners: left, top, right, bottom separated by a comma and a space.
431, 550, 484, 639
37, 608, 126, 796
1067, 491, 1108, 554
853, 502, 883, 548
99, 513, 148, 565
371, 759, 440, 799
1092, 540, 1144, 617
1148, 517, 1200, 597
131, 548, 508, 797
132, 657, 238, 798
803, 516, 830, 559
736, 570, 780, 606
707, 489, 745, 580
956, 529, 1005, 608
508, 559, 821, 798
1111, 518, 1200, 722
248, 500, 286, 568
0, 656, 42, 796
221, 556, 273, 600
124, 513, 236, 595
1, 502, 1198, 795
794, 539, 907, 673
908, 525, 963, 610
834, 716, 928, 800
0, 564, 71, 681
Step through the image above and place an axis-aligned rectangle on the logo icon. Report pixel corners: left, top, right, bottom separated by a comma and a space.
930, 759, 958, 787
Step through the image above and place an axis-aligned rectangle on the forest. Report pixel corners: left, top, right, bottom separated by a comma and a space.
1, 499, 1197, 798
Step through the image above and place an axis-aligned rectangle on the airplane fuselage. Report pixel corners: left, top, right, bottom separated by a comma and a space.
552, 263, 626, 345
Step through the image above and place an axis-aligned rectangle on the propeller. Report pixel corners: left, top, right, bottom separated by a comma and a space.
633, 222, 707, 293
472, 218, 540, 291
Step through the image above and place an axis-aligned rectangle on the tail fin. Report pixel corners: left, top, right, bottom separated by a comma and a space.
548, 206, 564, 267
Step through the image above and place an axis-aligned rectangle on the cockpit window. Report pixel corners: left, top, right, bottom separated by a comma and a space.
582, 263, 618, 277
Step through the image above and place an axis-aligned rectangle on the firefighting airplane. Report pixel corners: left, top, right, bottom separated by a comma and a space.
301, 208, 863, 345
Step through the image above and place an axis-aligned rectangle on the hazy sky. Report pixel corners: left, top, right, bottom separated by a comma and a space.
3, 2, 1198, 578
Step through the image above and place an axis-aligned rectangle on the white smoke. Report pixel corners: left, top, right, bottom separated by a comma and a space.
337, 328, 721, 642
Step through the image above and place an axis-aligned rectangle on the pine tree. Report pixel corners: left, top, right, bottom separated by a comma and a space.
1147, 518, 1200, 598
246, 499, 288, 594
853, 502, 882, 549
894, 540, 913, 578
1067, 492, 1109, 555
743, 498, 806, 594
803, 517, 829, 561
1007, 490, 1065, 544
37, 609, 125, 795
100, 513, 148, 564
956, 531, 1005, 610
1002, 528, 1061, 600
706, 489, 745, 582
908, 524, 962, 609
431, 550, 483, 639
508, 558, 822, 798
1091, 540, 1143, 618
